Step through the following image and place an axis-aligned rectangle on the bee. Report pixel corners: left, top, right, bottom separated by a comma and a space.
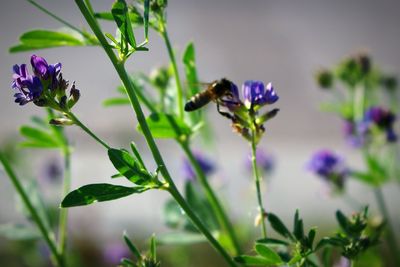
184, 78, 236, 112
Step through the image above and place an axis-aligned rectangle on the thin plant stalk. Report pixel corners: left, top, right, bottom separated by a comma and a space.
0, 153, 64, 267
159, 21, 184, 120
180, 141, 242, 255
57, 147, 71, 263
250, 129, 267, 238
374, 187, 400, 265
73, 2, 237, 265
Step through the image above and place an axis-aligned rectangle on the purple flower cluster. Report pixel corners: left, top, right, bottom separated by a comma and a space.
182, 152, 215, 181
308, 149, 349, 190
11, 55, 79, 110
343, 106, 397, 147
217, 80, 279, 142
219, 80, 279, 112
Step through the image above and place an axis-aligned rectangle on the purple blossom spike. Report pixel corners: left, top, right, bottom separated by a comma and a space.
243, 80, 278, 109
308, 149, 348, 190
182, 152, 215, 181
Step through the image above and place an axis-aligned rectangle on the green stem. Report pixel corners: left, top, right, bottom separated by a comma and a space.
74, 2, 236, 266
0, 153, 64, 267
57, 147, 71, 265
374, 187, 400, 265
159, 21, 184, 120
66, 112, 110, 150
25, 0, 93, 41
180, 142, 242, 255
250, 130, 267, 238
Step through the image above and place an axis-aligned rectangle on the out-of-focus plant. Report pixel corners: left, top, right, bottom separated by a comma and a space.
314, 52, 400, 265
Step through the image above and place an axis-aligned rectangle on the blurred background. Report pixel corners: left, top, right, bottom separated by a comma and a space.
1, 0, 400, 266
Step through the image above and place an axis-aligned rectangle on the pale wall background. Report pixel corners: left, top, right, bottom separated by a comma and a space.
0, 0, 399, 243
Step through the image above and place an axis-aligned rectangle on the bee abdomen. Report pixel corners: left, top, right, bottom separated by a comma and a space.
184, 92, 212, 112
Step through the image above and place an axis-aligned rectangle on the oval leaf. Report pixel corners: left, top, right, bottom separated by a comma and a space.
108, 148, 153, 185
61, 183, 147, 207
254, 244, 283, 264
267, 213, 294, 240
234, 255, 276, 266
137, 113, 192, 138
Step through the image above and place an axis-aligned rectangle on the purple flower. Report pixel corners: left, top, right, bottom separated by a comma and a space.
308, 149, 348, 190
364, 106, 397, 142
220, 81, 242, 111
31, 55, 50, 79
103, 243, 130, 264
13, 75, 43, 105
343, 120, 368, 148
243, 81, 279, 109
246, 149, 274, 174
182, 152, 215, 181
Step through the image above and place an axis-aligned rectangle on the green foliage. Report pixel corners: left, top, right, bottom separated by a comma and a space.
0, 224, 40, 240
19, 125, 63, 149
108, 148, 156, 185
157, 232, 207, 245
61, 183, 149, 207
9, 29, 87, 53
121, 234, 161, 267
137, 113, 192, 138
112, 0, 137, 48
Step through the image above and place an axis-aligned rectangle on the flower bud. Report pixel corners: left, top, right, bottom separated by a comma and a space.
315, 69, 334, 89
49, 118, 74, 126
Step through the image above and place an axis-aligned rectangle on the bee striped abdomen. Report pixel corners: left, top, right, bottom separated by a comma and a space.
184, 91, 214, 111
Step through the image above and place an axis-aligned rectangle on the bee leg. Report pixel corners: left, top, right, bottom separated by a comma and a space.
216, 102, 235, 120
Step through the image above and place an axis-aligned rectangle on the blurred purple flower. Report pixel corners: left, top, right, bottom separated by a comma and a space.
364, 106, 397, 142
343, 119, 368, 148
40, 159, 63, 183
333, 257, 351, 267
308, 149, 349, 190
243, 81, 278, 109
246, 149, 275, 174
103, 243, 130, 265
182, 152, 215, 181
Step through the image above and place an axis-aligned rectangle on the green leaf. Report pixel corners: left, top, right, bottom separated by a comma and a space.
130, 142, 146, 169
157, 232, 207, 245
94, 11, 144, 24
254, 244, 283, 264
137, 113, 192, 138
267, 213, 294, 240
61, 183, 148, 207
234, 255, 278, 266
112, 0, 136, 47
10, 30, 85, 53
123, 231, 142, 260
0, 224, 40, 240
163, 199, 185, 229
308, 228, 317, 248
150, 234, 157, 261
143, 0, 150, 42
182, 42, 202, 126
336, 210, 349, 233
103, 97, 130, 107
350, 171, 380, 186
315, 237, 346, 251
20, 126, 62, 148
108, 148, 153, 185
256, 238, 289, 247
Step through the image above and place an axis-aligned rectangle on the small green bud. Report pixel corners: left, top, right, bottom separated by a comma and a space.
49, 118, 74, 126
150, 67, 170, 90
315, 69, 334, 89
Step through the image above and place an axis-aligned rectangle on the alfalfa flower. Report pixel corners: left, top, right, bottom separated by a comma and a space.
308, 149, 349, 191
11, 55, 80, 112
217, 80, 279, 143
182, 152, 215, 181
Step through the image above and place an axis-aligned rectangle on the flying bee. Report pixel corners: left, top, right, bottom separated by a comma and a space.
184, 78, 237, 112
